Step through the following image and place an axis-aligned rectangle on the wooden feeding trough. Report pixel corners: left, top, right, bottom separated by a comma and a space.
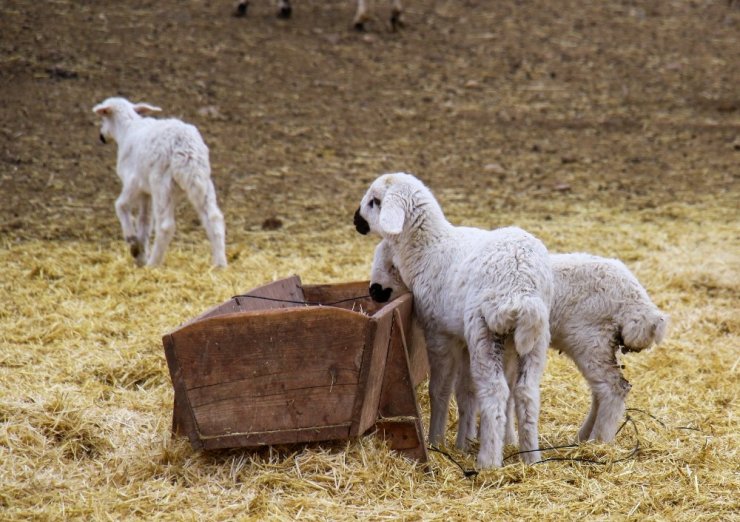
163, 275, 430, 462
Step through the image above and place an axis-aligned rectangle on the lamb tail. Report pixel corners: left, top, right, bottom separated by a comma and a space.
620, 309, 668, 352
485, 296, 550, 357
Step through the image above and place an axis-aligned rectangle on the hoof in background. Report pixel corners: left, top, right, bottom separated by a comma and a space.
390, 11, 404, 31
234, 1, 248, 17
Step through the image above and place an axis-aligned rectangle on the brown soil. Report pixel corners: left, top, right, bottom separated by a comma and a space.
1, 0, 737, 245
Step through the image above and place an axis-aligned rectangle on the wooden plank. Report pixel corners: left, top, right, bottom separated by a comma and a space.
172, 391, 189, 436
168, 306, 370, 437
372, 307, 429, 463
302, 280, 368, 302
302, 281, 382, 315
406, 318, 430, 387
187, 367, 359, 408
199, 424, 352, 450
375, 419, 427, 452
349, 302, 394, 436
193, 385, 359, 436
388, 293, 429, 386
178, 275, 305, 327
377, 309, 418, 418
170, 307, 368, 390
163, 333, 202, 449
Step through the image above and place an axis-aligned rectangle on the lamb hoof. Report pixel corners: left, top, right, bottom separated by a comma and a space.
234, 2, 248, 17
126, 236, 145, 263
213, 255, 228, 268
390, 11, 404, 31
278, 6, 292, 18
455, 437, 473, 454
476, 452, 502, 469
520, 450, 542, 464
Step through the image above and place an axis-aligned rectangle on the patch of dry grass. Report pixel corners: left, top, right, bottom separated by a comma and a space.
1, 194, 737, 520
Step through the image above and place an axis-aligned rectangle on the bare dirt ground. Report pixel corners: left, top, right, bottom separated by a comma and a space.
1, 0, 737, 244
0, 1, 738, 520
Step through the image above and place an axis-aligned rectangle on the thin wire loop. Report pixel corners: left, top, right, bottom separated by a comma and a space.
231, 293, 371, 307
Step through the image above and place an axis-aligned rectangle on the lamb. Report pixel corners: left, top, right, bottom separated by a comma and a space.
539, 252, 668, 442
235, 0, 292, 19
355, 172, 554, 468
370, 238, 668, 447
234, 1, 403, 31
92, 97, 227, 267
353, 0, 404, 31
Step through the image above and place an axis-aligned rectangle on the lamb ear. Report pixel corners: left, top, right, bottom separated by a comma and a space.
132, 103, 162, 115
378, 196, 405, 235
93, 103, 112, 116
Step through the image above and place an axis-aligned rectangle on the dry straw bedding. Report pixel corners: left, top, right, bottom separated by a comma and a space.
1, 197, 737, 520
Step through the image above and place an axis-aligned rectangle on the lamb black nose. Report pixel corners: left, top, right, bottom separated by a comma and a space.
369, 283, 392, 303
354, 207, 370, 235
99, 133, 107, 144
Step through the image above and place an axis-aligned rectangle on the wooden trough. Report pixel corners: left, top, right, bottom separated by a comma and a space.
163, 275, 430, 462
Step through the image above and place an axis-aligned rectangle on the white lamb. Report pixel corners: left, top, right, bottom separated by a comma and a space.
355, 172, 553, 468
235, 0, 292, 19
234, 1, 403, 31
353, 0, 404, 31
93, 97, 227, 268
370, 238, 668, 447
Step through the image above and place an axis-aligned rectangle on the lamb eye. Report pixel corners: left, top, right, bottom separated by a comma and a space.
369, 197, 381, 209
